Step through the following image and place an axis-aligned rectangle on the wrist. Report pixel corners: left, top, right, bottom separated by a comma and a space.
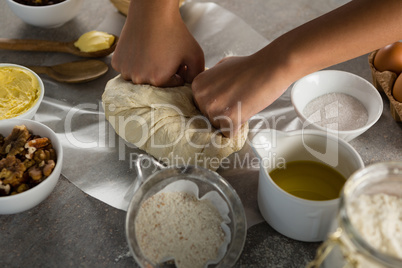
270, 34, 315, 85
129, 0, 181, 22
253, 37, 304, 94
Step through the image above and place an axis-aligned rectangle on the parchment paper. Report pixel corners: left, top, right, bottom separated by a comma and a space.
34, 2, 303, 228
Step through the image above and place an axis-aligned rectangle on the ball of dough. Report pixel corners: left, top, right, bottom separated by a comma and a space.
102, 75, 249, 171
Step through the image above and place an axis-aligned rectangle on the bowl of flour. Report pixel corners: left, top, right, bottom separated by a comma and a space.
291, 70, 383, 141
125, 154, 247, 268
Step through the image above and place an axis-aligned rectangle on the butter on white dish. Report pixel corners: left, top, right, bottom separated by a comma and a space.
74, 30, 115, 52
0, 64, 44, 120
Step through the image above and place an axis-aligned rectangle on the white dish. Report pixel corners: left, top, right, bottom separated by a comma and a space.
291, 70, 383, 141
0, 119, 63, 214
0, 63, 44, 120
251, 129, 364, 242
6, 0, 83, 28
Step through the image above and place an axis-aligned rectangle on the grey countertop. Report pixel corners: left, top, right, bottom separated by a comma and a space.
1, 0, 401, 267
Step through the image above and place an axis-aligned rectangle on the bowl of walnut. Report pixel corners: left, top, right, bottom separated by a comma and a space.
0, 119, 63, 214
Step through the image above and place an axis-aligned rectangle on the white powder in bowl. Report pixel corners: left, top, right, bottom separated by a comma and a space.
135, 191, 225, 268
348, 193, 402, 260
303, 93, 368, 131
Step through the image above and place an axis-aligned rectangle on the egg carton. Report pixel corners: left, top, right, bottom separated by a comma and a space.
368, 50, 402, 122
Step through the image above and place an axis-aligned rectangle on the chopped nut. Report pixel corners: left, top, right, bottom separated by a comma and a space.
0, 125, 31, 156
23, 159, 36, 169
26, 137, 50, 148
0, 134, 4, 148
16, 183, 29, 193
43, 160, 55, 177
33, 149, 48, 163
25, 137, 51, 159
0, 125, 57, 196
0, 181, 11, 196
0, 156, 26, 187
25, 145, 36, 160
28, 166, 43, 182
47, 148, 57, 161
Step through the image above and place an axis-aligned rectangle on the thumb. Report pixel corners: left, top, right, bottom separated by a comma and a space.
183, 58, 205, 84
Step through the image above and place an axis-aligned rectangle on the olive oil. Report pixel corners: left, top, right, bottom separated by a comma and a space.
269, 160, 346, 201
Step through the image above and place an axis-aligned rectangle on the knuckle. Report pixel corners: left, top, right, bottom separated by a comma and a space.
120, 72, 131, 81
149, 72, 166, 87
191, 80, 200, 95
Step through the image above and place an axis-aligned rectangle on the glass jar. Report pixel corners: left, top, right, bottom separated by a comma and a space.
308, 161, 402, 268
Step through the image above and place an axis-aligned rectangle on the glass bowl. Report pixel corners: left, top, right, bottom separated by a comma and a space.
125, 154, 247, 267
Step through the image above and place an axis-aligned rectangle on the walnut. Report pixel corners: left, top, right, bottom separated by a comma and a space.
16, 183, 29, 193
43, 160, 55, 177
32, 147, 56, 164
26, 137, 50, 148
28, 159, 56, 183
28, 166, 43, 182
0, 125, 57, 196
33, 149, 47, 164
24, 137, 51, 159
0, 134, 4, 148
0, 156, 27, 187
0, 125, 31, 156
0, 181, 11, 196
23, 159, 36, 169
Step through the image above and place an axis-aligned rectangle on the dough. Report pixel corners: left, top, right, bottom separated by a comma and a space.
102, 75, 248, 171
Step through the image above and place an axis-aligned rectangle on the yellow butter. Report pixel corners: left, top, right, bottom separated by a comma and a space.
0, 66, 40, 120
74, 30, 115, 52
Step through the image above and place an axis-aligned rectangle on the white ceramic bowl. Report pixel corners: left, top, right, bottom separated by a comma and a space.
251, 129, 364, 242
0, 119, 63, 214
291, 70, 383, 142
0, 63, 44, 120
6, 0, 83, 28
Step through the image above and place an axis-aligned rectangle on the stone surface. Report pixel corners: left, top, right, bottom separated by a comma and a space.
0, 0, 401, 267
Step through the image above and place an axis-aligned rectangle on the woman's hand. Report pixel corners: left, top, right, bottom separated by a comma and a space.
112, 0, 205, 87
192, 48, 292, 137
193, 0, 402, 137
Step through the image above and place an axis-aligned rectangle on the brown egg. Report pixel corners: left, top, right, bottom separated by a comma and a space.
374, 42, 402, 73
393, 73, 402, 102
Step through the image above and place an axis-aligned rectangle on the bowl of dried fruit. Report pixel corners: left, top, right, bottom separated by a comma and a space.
0, 119, 63, 214
6, 0, 83, 28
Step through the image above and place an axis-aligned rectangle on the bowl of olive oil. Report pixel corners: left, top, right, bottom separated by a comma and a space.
270, 160, 346, 201
251, 129, 364, 242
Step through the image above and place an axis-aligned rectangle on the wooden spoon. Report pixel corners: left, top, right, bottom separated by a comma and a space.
28, 60, 109, 83
0, 35, 118, 58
